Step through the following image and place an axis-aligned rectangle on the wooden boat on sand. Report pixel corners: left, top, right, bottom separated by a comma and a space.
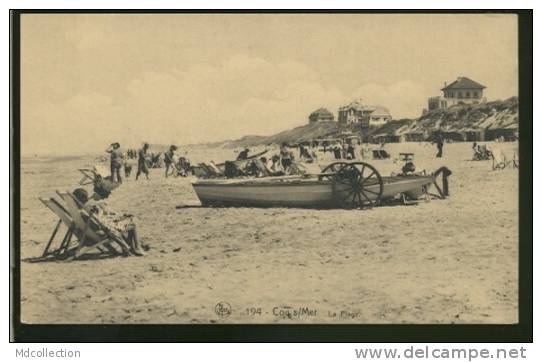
192, 162, 446, 209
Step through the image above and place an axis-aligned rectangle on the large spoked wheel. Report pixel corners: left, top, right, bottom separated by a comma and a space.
319, 162, 348, 181
334, 162, 384, 209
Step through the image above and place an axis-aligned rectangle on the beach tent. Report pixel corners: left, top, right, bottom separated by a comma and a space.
458, 128, 484, 142
372, 133, 401, 144
403, 132, 426, 142
485, 124, 518, 141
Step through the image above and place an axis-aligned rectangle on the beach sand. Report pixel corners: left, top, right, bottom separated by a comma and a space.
19, 142, 519, 324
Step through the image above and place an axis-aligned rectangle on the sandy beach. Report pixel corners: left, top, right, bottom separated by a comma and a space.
19, 142, 519, 324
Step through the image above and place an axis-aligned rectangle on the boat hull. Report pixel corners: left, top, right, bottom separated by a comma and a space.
192, 175, 433, 208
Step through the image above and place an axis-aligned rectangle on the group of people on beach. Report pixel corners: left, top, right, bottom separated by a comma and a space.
236, 142, 304, 176
59, 141, 167, 258
250, 141, 361, 164
105, 142, 150, 183
105, 135, 450, 185
105, 142, 192, 183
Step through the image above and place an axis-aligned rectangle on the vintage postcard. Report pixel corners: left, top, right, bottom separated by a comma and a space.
13, 12, 528, 334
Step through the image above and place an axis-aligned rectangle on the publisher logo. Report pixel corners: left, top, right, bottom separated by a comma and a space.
215, 302, 232, 318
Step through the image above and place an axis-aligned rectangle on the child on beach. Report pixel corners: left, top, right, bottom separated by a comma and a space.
105, 142, 123, 183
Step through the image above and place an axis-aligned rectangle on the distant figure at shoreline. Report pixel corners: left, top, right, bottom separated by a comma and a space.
136, 143, 150, 180
105, 142, 123, 183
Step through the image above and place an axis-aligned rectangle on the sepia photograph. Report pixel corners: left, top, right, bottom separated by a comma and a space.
11, 10, 532, 341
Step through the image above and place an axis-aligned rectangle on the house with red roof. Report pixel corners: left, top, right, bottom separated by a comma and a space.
427, 76, 486, 111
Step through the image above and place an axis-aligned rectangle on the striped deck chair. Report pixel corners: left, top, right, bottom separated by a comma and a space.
56, 191, 132, 259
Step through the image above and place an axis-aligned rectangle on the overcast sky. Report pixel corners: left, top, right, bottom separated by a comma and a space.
21, 14, 518, 155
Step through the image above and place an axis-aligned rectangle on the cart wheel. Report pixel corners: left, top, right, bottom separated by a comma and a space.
335, 162, 383, 208
319, 162, 347, 180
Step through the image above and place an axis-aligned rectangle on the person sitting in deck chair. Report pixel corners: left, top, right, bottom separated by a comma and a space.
472, 144, 493, 161
90, 164, 120, 200
480, 145, 493, 160
472, 144, 484, 160
255, 156, 285, 177
73, 188, 146, 256
269, 155, 283, 173
176, 155, 191, 177
237, 148, 250, 160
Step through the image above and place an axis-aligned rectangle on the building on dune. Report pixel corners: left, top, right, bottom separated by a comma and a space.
427, 76, 487, 112
308, 108, 335, 123
338, 100, 392, 128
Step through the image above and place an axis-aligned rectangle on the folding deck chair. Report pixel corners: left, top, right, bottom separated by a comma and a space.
78, 167, 120, 199
37, 192, 132, 260
208, 162, 225, 176
492, 149, 512, 170
197, 163, 218, 178
372, 149, 390, 159
190, 165, 208, 178
251, 159, 271, 177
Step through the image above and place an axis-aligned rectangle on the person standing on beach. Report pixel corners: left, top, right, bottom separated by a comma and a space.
435, 135, 444, 158
105, 142, 123, 183
298, 144, 306, 159
136, 143, 150, 180
280, 143, 294, 171
346, 142, 355, 160
333, 144, 342, 160
164, 145, 177, 178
